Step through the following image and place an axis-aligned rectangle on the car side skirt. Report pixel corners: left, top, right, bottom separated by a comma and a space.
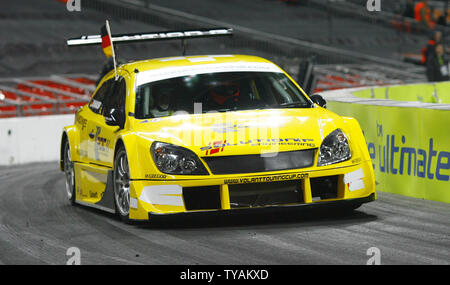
73, 162, 116, 214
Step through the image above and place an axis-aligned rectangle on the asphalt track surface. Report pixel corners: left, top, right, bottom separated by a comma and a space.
0, 162, 449, 265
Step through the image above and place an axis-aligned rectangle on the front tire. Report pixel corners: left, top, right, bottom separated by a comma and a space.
113, 146, 131, 222
63, 140, 76, 205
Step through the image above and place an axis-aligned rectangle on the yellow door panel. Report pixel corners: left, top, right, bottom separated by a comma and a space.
86, 113, 116, 167
74, 163, 109, 204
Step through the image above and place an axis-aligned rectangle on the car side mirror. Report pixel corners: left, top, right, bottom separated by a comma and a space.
310, 94, 327, 108
105, 108, 124, 128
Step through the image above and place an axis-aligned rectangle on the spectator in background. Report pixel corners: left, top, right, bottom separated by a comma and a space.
436, 14, 447, 27
436, 6, 448, 27
421, 30, 442, 65
415, 0, 435, 30
426, 43, 449, 82
403, 0, 415, 19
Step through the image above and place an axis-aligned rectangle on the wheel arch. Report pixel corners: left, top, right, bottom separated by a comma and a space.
114, 138, 125, 156
60, 126, 79, 172
114, 133, 143, 179
341, 116, 371, 162
59, 132, 68, 171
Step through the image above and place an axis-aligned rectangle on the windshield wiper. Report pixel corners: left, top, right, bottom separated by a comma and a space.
203, 107, 265, 113
277, 102, 310, 108
203, 108, 235, 113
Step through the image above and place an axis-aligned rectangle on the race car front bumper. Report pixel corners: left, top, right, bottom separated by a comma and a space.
145, 193, 376, 221
128, 161, 376, 221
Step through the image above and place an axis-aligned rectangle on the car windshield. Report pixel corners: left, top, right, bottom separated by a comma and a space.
135, 71, 311, 119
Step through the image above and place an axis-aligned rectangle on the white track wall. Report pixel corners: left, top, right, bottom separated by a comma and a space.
0, 114, 74, 165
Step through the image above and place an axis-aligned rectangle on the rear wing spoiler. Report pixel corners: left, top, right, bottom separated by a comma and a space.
66, 28, 233, 46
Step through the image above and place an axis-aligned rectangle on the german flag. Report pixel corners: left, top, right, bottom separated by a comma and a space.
101, 24, 113, 58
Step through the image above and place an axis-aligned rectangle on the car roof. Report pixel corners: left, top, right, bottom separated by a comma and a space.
120, 54, 274, 73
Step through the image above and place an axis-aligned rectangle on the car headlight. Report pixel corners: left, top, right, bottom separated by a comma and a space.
317, 129, 351, 166
151, 142, 209, 175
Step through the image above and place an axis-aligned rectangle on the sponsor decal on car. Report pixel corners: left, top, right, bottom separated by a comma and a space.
211, 123, 249, 133
76, 113, 87, 131
144, 174, 167, 179
224, 172, 309, 184
136, 62, 283, 85
204, 140, 227, 156
92, 127, 111, 161
89, 190, 98, 198
201, 137, 315, 155
344, 168, 365, 192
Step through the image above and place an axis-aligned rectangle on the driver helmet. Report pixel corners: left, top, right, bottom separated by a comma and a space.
155, 84, 175, 111
210, 82, 240, 105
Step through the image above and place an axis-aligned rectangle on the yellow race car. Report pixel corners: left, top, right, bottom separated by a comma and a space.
59, 54, 376, 222
60, 29, 375, 222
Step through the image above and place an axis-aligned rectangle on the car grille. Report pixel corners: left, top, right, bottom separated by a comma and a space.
202, 149, 316, 175
310, 175, 339, 200
228, 180, 303, 208
183, 186, 221, 211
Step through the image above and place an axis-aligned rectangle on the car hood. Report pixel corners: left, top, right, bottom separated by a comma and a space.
133, 108, 344, 156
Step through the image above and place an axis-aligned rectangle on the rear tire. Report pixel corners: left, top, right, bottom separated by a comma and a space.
113, 146, 131, 223
63, 140, 76, 205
